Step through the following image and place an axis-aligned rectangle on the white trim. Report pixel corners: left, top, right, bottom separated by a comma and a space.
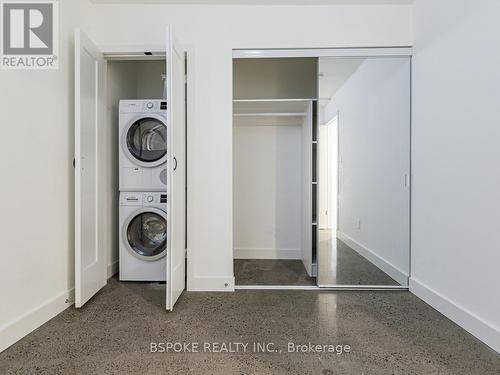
0, 289, 74, 353
107, 260, 119, 279
236, 285, 408, 290
234, 248, 301, 260
100, 44, 165, 54
233, 47, 413, 59
410, 278, 500, 354
104, 55, 165, 61
233, 112, 307, 117
188, 276, 235, 292
337, 231, 409, 286
233, 98, 317, 103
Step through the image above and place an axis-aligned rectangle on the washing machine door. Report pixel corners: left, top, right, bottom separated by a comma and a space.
123, 115, 168, 167
124, 207, 167, 261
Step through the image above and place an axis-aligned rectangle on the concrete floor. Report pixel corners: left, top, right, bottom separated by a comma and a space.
234, 259, 316, 285
1, 278, 499, 374
317, 233, 400, 286
234, 234, 400, 286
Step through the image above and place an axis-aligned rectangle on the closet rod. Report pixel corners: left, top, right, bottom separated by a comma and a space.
233, 112, 307, 117
233, 98, 317, 103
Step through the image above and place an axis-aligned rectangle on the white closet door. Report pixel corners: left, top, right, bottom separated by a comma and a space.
165, 25, 186, 311
74, 29, 107, 308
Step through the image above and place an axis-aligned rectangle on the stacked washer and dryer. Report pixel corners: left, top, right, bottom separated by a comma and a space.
118, 100, 169, 281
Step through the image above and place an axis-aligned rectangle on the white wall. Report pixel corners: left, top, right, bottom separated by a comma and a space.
105, 61, 139, 275
0, 0, 93, 352
233, 125, 302, 259
326, 58, 411, 285
318, 118, 338, 230
233, 58, 316, 99
135, 60, 165, 99
411, 0, 500, 353
91, 3, 413, 291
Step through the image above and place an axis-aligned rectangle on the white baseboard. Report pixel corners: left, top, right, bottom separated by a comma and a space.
188, 276, 235, 292
0, 288, 74, 353
234, 247, 301, 260
337, 232, 408, 286
410, 278, 500, 354
107, 260, 119, 279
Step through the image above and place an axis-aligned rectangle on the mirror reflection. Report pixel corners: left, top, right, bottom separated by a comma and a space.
317, 57, 411, 286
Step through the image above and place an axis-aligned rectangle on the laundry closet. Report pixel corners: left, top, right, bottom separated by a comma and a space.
74, 27, 186, 311
232, 58, 320, 279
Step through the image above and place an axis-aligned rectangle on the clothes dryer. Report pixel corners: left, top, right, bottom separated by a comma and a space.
119, 100, 168, 192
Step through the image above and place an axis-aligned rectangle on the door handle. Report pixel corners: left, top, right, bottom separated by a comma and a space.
73, 158, 75, 169
173, 157, 178, 171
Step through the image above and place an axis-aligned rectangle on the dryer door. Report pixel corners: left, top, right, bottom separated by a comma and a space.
124, 208, 167, 261
124, 116, 168, 167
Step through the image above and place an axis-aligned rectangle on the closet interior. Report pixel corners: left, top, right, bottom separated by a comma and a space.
232, 58, 319, 285
232, 54, 412, 288
102, 58, 167, 285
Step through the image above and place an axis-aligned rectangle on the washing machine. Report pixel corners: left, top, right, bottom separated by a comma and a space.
119, 191, 168, 281
119, 100, 169, 192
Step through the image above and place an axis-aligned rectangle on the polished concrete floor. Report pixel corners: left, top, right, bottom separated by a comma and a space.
234, 232, 400, 286
1, 278, 499, 374
317, 231, 400, 286
234, 259, 316, 285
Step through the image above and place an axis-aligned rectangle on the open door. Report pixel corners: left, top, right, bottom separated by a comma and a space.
166, 26, 186, 311
74, 29, 107, 308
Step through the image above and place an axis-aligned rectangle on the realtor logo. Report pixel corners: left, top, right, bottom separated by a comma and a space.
1, 1, 59, 69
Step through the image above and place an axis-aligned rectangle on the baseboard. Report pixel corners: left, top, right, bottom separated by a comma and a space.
337, 232, 408, 285
410, 278, 500, 354
187, 276, 235, 292
234, 247, 301, 260
107, 260, 119, 279
0, 288, 74, 353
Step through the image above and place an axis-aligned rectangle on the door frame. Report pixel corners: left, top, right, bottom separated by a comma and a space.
99, 44, 192, 295
74, 32, 190, 308
231, 47, 412, 291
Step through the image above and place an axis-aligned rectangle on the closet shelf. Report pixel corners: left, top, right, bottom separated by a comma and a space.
233, 99, 313, 126
233, 99, 311, 116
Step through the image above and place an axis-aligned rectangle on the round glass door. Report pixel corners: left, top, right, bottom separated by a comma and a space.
126, 117, 167, 163
127, 212, 167, 260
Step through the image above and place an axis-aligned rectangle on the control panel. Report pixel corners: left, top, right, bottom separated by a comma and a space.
119, 100, 167, 113
120, 192, 167, 206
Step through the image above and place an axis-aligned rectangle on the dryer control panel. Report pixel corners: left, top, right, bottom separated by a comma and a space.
119, 99, 167, 113
120, 192, 167, 206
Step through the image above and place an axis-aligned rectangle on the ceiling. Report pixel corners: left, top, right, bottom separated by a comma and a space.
91, 0, 413, 4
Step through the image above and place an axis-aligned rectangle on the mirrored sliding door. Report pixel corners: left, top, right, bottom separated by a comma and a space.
316, 56, 411, 287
